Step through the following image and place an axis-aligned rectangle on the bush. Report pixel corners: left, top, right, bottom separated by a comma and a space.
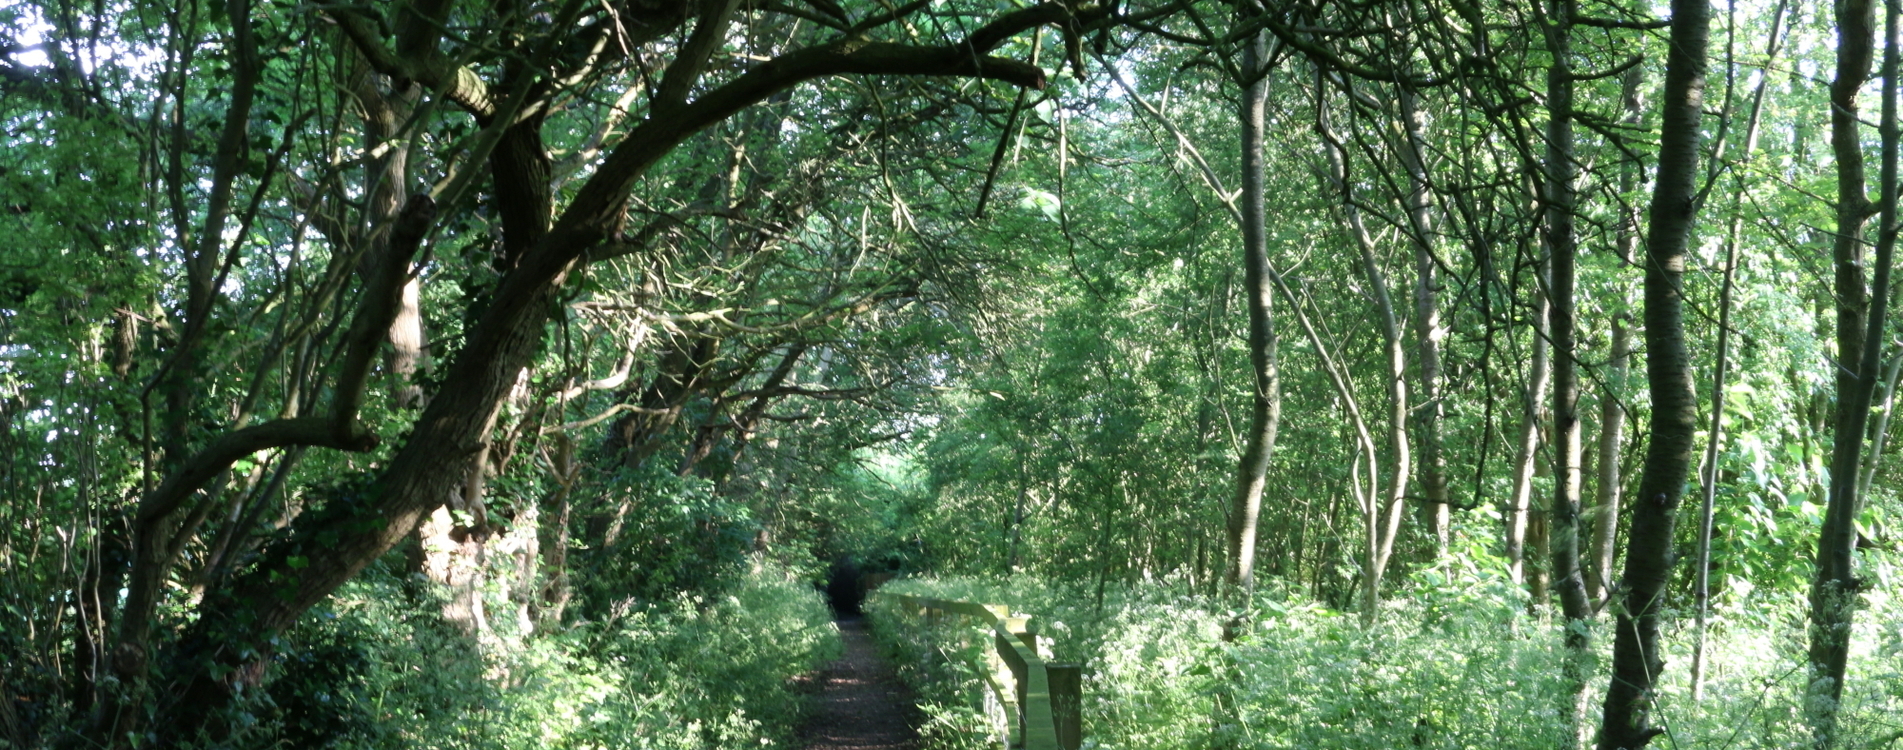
261, 558, 838, 750
863, 593, 996, 750
567, 565, 842, 749
572, 467, 761, 612
871, 571, 1903, 750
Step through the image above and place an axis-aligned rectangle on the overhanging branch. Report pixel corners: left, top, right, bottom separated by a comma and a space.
326, 6, 497, 118
554, 1, 1108, 243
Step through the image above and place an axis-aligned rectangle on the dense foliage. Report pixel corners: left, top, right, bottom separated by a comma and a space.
262, 561, 838, 750
873, 575, 1903, 749
2, 0, 1901, 747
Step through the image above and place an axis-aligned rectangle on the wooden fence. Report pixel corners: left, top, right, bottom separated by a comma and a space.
877, 592, 1082, 750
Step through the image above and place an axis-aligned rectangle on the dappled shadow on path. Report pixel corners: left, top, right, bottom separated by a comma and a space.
799, 617, 919, 750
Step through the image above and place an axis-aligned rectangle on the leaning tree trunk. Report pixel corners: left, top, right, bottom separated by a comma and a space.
1690, 226, 1739, 703
1097, 24, 1281, 612
1856, 353, 1903, 499
1506, 279, 1550, 587
354, 66, 428, 410
1317, 106, 1410, 627
1588, 65, 1644, 607
1355, 208, 1411, 627
1589, 316, 1629, 605
1810, 0, 1896, 743
1596, 0, 1710, 745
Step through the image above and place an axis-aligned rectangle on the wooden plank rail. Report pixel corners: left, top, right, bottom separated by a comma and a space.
876, 592, 1082, 750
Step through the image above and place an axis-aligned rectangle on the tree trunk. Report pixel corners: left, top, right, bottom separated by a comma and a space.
117, 4, 1103, 742
105, 0, 264, 731
536, 434, 577, 628
1595, 0, 1710, 744
1399, 87, 1451, 556
1225, 30, 1281, 603
419, 504, 489, 635
1526, 502, 1551, 606
1589, 317, 1629, 605
1810, 0, 1896, 743
1506, 282, 1550, 586
1356, 222, 1410, 626
1317, 110, 1410, 626
356, 71, 428, 410
1008, 474, 1029, 573
1588, 65, 1645, 607
390, 279, 427, 408
1541, 4, 1594, 743
1857, 350, 1903, 499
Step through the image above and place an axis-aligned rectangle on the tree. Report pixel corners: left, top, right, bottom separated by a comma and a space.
1540, 0, 1594, 742
0, 0, 1126, 742
1597, 0, 1710, 744
1810, 0, 1898, 743
1224, 26, 1281, 607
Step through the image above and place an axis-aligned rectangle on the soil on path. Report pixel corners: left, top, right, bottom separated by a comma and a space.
800, 617, 920, 750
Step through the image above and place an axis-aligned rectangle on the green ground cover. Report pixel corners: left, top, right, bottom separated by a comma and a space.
870, 571, 1903, 750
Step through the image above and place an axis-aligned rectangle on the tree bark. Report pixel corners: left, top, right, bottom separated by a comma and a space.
1595, 0, 1710, 744
1857, 351, 1903, 499
1225, 30, 1281, 603
536, 433, 577, 628
390, 279, 427, 408
1506, 280, 1550, 587
1690, 242, 1738, 703
1399, 87, 1451, 556
353, 63, 428, 409
1810, 0, 1896, 743
110, 3, 264, 718
1541, 4, 1594, 743
1318, 104, 1410, 626
1588, 65, 1645, 607
1589, 316, 1629, 605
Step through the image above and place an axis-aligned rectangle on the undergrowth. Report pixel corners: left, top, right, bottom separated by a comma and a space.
869, 559, 1903, 750
257, 556, 839, 750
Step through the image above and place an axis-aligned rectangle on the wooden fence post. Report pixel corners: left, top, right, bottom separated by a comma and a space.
871, 592, 1080, 750
995, 616, 1030, 746
1047, 663, 1082, 750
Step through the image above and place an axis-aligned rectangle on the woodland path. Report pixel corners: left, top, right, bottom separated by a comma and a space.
799, 617, 921, 750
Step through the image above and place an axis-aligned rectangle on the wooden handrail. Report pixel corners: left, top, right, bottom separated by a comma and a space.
876, 592, 1081, 750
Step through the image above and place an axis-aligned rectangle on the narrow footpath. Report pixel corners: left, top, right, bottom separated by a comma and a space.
800, 617, 920, 750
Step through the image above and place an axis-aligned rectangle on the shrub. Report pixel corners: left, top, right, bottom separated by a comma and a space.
872, 570, 1903, 750
261, 558, 838, 750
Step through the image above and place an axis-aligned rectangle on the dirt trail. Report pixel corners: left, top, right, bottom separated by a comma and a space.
799, 617, 920, 750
